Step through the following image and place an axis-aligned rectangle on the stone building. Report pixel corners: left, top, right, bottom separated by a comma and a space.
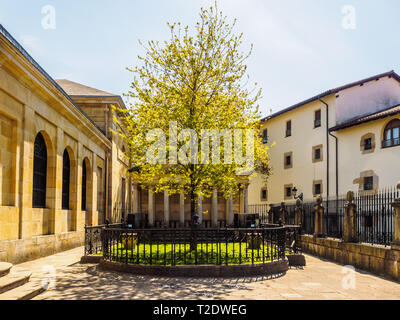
249, 71, 400, 206
0, 25, 132, 263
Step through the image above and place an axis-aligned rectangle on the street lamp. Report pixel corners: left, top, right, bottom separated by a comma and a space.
292, 187, 303, 201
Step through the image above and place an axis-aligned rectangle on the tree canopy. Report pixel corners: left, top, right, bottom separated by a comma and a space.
114, 3, 270, 214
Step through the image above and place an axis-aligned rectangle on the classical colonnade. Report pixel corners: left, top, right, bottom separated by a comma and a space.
132, 185, 249, 228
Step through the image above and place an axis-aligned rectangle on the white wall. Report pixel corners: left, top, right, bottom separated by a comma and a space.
336, 76, 400, 125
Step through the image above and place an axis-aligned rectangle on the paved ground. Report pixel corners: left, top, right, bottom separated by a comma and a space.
18, 246, 399, 300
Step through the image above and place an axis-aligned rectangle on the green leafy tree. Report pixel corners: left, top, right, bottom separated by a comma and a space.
114, 3, 270, 226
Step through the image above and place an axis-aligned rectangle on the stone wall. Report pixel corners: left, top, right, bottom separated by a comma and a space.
299, 235, 400, 282
0, 231, 84, 264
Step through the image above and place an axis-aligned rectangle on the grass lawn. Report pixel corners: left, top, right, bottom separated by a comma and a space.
100, 242, 281, 266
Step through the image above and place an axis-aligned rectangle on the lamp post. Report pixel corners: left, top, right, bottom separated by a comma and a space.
292, 187, 304, 202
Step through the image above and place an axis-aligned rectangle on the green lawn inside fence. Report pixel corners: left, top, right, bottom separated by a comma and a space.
97, 241, 283, 266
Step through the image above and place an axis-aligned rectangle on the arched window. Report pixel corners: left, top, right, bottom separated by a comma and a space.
81, 160, 87, 211
33, 133, 47, 208
383, 119, 400, 148
62, 149, 70, 210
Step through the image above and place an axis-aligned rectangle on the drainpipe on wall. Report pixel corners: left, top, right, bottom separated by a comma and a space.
319, 98, 330, 200
319, 98, 339, 200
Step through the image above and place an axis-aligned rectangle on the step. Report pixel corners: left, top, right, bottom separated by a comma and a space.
0, 268, 31, 294
0, 262, 12, 278
0, 281, 45, 300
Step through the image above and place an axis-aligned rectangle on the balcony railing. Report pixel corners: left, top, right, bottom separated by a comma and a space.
382, 138, 400, 148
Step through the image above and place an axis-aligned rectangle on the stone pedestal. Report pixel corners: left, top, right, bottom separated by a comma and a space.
279, 202, 287, 225
344, 191, 358, 243
314, 196, 324, 238
294, 199, 302, 226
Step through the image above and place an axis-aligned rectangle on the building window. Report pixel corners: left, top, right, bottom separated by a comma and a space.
284, 184, 293, 200
284, 152, 293, 169
383, 119, 400, 148
315, 148, 321, 160
314, 110, 321, 128
32, 133, 47, 208
260, 188, 268, 201
285, 121, 292, 137
360, 133, 375, 154
312, 145, 323, 163
81, 160, 87, 211
364, 176, 374, 191
364, 138, 372, 150
62, 149, 70, 210
313, 180, 323, 196
286, 155, 291, 166
262, 129, 268, 144
314, 183, 321, 195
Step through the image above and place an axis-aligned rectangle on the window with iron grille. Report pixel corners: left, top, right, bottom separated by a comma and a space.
286, 155, 291, 166
314, 110, 321, 128
262, 129, 268, 144
314, 183, 321, 195
286, 121, 292, 137
285, 187, 292, 198
81, 160, 87, 211
62, 149, 70, 210
364, 176, 373, 191
32, 133, 47, 208
364, 138, 372, 150
315, 148, 321, 160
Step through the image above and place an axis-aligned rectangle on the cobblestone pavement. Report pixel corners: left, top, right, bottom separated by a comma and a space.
23, 247, 400, 300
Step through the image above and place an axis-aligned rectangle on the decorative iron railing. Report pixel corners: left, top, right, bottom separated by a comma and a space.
100, 227, 287, 266
84, 223, 123, 256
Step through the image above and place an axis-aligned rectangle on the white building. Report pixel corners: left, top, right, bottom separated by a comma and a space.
249, 71, 400, 206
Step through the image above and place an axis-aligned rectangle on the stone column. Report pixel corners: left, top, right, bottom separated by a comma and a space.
243, 184, 249, 214
148, 188, 154, 227
212, 189, 218, 227
52, 127, 64, 234
133, 185, 140, 227
226, 194, 234, 227
391, 182, 400, 249
164, 190, 170, 227
179, 192, 185, 227
344, 191, 358, 243
197, 195, 203, 225
90, 153, 98, 226
314, 196, 325, 238
294, 199, 303, 226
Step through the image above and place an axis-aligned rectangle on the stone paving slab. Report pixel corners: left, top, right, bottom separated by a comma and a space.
26, 249, 400, 300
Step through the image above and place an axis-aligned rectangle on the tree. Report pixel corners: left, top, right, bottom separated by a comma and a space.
114, 3, 270, 228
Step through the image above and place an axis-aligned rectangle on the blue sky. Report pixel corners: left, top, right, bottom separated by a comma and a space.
1, 0, 400, 117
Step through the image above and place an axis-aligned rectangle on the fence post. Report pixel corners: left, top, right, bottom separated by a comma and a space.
314, 196, 324, 238
343, 191, 358, 243
280, 202, 287, 225
294, 199, 303, 226
391, 182, 400, 249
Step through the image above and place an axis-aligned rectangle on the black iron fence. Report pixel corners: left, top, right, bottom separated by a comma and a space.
100, 227, 287, 266
249, 187, 398, 246
84, 223, 123, 256
355, 188, 398, 246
